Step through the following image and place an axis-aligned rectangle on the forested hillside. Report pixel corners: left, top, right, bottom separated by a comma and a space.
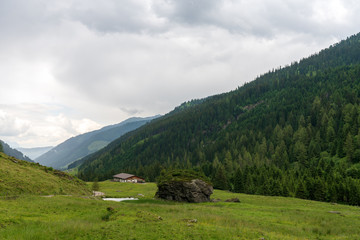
0, 140, 33, 162
36, 116, 158, 169
78, 33, 360, 205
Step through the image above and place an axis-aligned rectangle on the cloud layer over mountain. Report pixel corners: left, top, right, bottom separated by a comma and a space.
1, 0, 359, 147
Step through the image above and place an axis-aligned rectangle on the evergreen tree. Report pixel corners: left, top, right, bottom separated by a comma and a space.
313, 177, 326, 201
273, 140, 289, 167
295, 180, 308, 199
344, 133, 355, 162
281, 184, 290, 197
224, 151, 233, 173
213, 165, 228, 190
294, 141, 308, 167
233, 168, 244, 193
268, 179, 280, 196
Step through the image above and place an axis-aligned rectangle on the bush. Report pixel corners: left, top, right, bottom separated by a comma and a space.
156, 169, 211, 187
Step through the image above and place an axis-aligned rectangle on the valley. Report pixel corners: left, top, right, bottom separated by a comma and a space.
76, 33, 360, 206
35, 116, 159, 170
2, 2, 360, 239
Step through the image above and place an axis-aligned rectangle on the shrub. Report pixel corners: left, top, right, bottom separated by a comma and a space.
156, 169, 211, 187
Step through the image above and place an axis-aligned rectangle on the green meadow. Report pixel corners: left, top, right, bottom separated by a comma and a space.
1, 181, 360, 239
0, 153, 90, 196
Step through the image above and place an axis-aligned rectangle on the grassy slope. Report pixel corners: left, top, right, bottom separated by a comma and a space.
0, 153, 90, 196
0, 181, 359, 239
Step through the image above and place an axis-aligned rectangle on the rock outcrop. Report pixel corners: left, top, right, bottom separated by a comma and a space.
156, 179, 213, 203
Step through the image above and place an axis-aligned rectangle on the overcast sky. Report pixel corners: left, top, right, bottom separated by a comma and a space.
0, 0, 359, 148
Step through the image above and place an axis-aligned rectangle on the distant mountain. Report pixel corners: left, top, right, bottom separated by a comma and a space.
35, 116, 160, 170
0, 152, 89, 196
0, 140, 33, 162
78, 33, 360, 206
16, 146, 53, 159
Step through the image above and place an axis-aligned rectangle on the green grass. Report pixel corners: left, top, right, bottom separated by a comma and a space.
88, 180, 157, 198
65, 166, 79, 176
1, 181, 360, 239
87, 141, 109, 152
0, 153, 90, 196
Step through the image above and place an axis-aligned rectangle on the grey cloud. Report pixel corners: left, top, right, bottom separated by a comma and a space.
156, 0, 220, 25
1, 0, 360, 148
68, 0, 220, 34
0, 0, 164, 37
0, 0, 358, 39
0, 0, 62, 38
50, 28, 241, 116
66, 0, 167, 33
0, 110, 30, 136
119, 107, 141, 115
153, 0, 360, 39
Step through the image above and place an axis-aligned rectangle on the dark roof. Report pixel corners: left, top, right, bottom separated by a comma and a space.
113, 173, 144, 180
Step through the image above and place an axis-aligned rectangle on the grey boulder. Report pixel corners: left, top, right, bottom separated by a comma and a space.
156, 179, 213, 203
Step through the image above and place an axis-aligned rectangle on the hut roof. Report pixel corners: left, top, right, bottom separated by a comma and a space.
113, 173, 135, 179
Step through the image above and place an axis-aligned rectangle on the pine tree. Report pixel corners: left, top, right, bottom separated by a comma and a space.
233, 168, 243, 193
273, 140, 289, 167
271, 179, 282, 196
313, 177, 326, 201
326, 181, 338, 203
281, 184, 290, 197
213, 165, 228, 190
294, 141, 308, 167
344, 133, 354, 162
348, 179, 360, 205
224, 151, 233, 173
295, 180, 308, 199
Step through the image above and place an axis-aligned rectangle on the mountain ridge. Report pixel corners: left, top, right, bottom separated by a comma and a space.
0, 140, 33, 162
78, 33, 360, 205
16, 146, 53, 160
36, 115, 160, 169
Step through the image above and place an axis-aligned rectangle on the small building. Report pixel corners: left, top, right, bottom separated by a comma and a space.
113, 173, 145, 183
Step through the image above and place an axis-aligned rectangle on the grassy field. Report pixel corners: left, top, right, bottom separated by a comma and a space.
0, 153, 90, 196
0, 181, 360, 239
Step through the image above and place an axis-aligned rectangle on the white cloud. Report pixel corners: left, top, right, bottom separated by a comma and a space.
0, 105, 101, 148
0, 110, 30, 136
73, 118, 102, 134
311, 0, 349, 24
46, 114, 101, 135
1, 0, 360, 147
